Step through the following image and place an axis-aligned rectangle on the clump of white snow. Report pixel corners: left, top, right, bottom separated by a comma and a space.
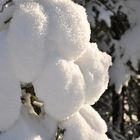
79, 105, 107, 134
0, 0, 111, 139
7, 1, 48, 83
34, 59, 85, 121
60, 108, 109, 140
0, 30, 21, 132
76, 43, 111, 104
39, 0, 91, 61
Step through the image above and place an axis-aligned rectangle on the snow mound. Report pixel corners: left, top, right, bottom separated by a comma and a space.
0, 107, 42, 140
41, 0, 90, 60
7, 2, 48, 83
76, 43, 112, 104
79, 105, 107, 134
60, 107, 109, 140
0, 0, 111, 139
34, 59, 85, 121
0, 30, 21, 132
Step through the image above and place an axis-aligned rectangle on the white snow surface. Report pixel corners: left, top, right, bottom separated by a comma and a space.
7, 1, 48, 83
0, 105, 110, 140
0, 30, 21, 132
0, 0, 111, 139
34, 59, 85, 121
79, 105, 107, 134
60, 106, 109, 140
125, 0, 140, 26
76, 43, 111, 104
0, 106, 57, 140
37, 0, 90, 61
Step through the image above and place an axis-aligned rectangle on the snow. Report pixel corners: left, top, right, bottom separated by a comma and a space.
88, 0, 140, 93
0, 105, 109, 140
0, 107, 42, 140
60, 107, 109, 140
76, 43, 111, 104
86, 0, 113, 28
7, 1, 48, 83
121, 25, 140, 71
34, 59, 85, 121
0, 0, 111, 139
37, 0, 90, 60
125, 0, 140, 26
106, 2, 140, 93
109, 59, 130, 94
0, 30, 21, 132
79, 105, 107, 134
0, 106, 58, 140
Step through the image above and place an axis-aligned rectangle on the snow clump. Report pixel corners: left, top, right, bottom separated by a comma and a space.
0, 0, 111, 139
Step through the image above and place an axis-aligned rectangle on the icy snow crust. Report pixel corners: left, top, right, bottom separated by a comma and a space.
0, 0, 111, 139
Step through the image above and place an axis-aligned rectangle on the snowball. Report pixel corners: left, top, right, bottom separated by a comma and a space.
7, 2, 48, 83
79, 105, 107, 134
76, 43, 111, 105
60, 112, 110, 140
0, 30, 21, 132
0, 107, 42, 140
40, 0, 90, 60
34, 59, 85, 121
